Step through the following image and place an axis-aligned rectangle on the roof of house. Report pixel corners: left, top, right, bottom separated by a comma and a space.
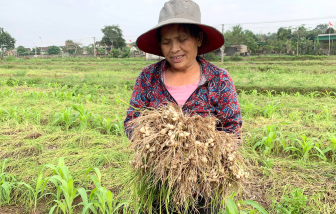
314, 34, 336, 41
40, 47, 49, 51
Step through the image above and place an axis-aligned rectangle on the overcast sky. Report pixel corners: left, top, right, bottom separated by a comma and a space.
1, 0, 336, 48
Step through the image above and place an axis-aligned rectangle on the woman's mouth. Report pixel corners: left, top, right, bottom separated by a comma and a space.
171, 55, 185, 62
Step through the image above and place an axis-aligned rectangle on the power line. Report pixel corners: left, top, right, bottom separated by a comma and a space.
218, 16, 336, 26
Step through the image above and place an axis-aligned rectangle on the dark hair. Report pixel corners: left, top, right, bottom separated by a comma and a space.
157, 24, 208, 47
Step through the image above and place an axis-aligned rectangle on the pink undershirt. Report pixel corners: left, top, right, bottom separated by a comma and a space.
163, 71, 200, 106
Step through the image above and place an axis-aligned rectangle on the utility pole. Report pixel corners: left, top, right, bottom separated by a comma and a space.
296, 32, 299, 56
329, 27, 331, 56
93, 37, 96, 57
221, 24, 225, 63
39, 37, 42, 58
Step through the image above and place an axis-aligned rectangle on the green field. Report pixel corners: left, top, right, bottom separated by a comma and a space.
0, 56, 336, 213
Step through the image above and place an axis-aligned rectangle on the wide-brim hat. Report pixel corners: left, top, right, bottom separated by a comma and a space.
136, 0, 224, 57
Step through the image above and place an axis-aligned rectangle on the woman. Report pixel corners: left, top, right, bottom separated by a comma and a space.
124, 0, 242, 212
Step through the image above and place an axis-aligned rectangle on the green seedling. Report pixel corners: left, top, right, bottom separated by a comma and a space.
285, 134, 327, 161
262, 102, 282, 118
307, 91, 320, 98
220, 198, 268, 214
73, 103, 91, 130
80, 168, 129, 214
253, 125, 283, 156
52, 107, 79, 131
322, 90, 334, 98
0, 159, 16, 206
266, 90, 275, 98
276, 188, 308, 214
18, 167, 50, 213
47, 158, 79, 214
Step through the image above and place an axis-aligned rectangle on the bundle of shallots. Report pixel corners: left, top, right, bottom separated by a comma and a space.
130, 104, 247, 211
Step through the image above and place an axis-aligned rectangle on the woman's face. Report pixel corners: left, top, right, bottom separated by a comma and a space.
160, 24, 202, 71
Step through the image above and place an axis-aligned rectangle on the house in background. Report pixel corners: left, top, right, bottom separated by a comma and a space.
95, 41, 111, 54
7, 50, 15, 56
211, 44, 249, 56
225, 44, 248, 56
314, 33, 336, 55
41, 47, 49, 55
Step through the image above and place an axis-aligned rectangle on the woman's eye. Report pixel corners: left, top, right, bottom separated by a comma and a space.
180, 38, 187, 42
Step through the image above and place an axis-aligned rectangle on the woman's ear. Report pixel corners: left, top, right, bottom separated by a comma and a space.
197, 32, 203, 47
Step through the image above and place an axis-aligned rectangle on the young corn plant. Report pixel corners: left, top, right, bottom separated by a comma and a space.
266, 90, 275, 98
114, 95, 122, 106
220, 198, 268, 214
47, 158, 79, 214
52, 107, 79, 131
8, 106, 22, 124
31, 108, 42, 124
0, 108, 8, 122
261, 102, 282, 118
72, 103, 91, 130
0, 80, 7, 86
102, 118, 114, 135
322, 90, 334, 98
307, 91, 320, 98
240, 99, 258, 118
111, 115, 124, 136
285, 134, 327, 161
79, 168, 129, 214
91, 114, 103, 130
275, 188, 308, 214
0, 159, 16, 206
253, 125, 283, 156
18, 167, 50, 213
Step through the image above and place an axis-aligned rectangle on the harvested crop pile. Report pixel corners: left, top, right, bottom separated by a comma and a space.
130, 104, 248, 211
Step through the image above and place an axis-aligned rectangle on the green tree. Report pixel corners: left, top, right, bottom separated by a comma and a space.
16, 46, 27, 56
101, 25, 126, 51
32, 47, 41, 55
314, 24, 328, 34
84, 44, 94, 55
62, 40, 82, 55
277, 27, 292, 41
47, 45, 61, 55
224, 25, 258, 53
0, 27, 16, 59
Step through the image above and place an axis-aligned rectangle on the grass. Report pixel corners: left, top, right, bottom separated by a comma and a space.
0, 56, 336, 213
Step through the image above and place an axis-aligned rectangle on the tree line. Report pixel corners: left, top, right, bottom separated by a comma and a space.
1, 23, 335, 59
0, 25, 131, 58
224, 23, 335, 55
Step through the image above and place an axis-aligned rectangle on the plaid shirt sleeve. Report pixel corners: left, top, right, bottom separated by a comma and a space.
215, 70, 242, 142
124, 70, 149, 140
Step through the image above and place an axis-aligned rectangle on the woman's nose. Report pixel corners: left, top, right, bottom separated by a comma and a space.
171, 40, 181, 53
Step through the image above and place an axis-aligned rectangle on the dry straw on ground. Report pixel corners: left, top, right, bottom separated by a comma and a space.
130, 104, 248, 210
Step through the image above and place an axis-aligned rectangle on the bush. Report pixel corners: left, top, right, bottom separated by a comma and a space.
111, 49, 120, 58
204, 52, 220, 61
5, 56, 16, 62
230, 52, 243, 61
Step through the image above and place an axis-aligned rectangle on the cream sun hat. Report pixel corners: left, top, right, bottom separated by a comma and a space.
136, 0, 225, 57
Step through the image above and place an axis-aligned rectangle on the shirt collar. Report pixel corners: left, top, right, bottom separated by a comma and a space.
159, 56, 213, 86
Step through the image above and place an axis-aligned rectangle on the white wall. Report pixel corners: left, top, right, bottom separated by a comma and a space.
146, 53, 163, 61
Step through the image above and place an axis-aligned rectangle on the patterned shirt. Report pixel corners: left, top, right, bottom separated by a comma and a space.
124, 56, 242, 141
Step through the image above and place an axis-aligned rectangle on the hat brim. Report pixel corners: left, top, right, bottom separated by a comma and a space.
136, 18, 225, 57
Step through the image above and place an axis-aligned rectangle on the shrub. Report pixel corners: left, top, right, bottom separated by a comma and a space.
230, 53, 243, 61
5, 55, 16, 62
204, 52, 220, 61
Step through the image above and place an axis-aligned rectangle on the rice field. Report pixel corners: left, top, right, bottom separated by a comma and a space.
0, 56, 336, 213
